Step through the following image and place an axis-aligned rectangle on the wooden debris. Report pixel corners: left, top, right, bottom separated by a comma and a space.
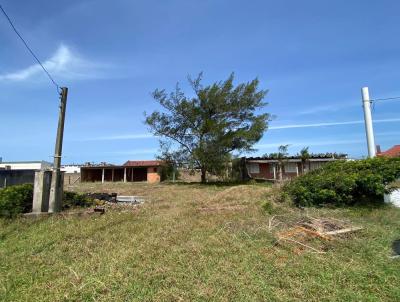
279, 237, 326, 254
324, 227, 363, 236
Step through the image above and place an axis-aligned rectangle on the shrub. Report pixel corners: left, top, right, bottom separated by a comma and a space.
284, 157, 400, 207
63, 192, 95, 209
0, 184, 33, 218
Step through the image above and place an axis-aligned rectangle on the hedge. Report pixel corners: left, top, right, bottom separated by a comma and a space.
284, 157, 400, 207
0, 184, 94, 218
0, 184, 33, 218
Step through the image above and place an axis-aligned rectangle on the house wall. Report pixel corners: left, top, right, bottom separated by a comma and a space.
247, 162, 302, 180
247, 163, 275, 179
147, 167, 160, 183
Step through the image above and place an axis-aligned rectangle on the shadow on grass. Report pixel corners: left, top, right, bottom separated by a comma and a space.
162, 179, 273, 187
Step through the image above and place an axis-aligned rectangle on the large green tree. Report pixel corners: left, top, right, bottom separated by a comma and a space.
145, 73, 270, 182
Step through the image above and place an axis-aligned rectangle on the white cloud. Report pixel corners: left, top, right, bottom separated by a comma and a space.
0, 44, 109, 82
76, 133, 155, 141
269, 118, 400, 130
296, 102, 357, 115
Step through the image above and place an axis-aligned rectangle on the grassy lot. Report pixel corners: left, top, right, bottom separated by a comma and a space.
1, 182, 400, 301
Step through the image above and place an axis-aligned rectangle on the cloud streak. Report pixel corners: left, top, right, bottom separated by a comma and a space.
76, 133, 155, 141
72, 118, 400, 142
0, 44, 109, 82
269, 118, 400, 130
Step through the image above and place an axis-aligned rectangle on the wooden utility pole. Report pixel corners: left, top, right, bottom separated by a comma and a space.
48, 87, 68, 213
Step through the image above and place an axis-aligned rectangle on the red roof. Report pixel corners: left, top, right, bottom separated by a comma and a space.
377, 145, 400, 158
123, 160, 163, 167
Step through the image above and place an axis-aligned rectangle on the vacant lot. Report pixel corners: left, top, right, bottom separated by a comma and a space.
1, 182, 400, 301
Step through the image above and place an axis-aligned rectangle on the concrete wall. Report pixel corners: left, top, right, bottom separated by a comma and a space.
0, 170, 35, 188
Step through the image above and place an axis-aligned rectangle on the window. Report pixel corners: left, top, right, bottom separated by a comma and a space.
247, 163, 260, 174
284, 163, 297, 173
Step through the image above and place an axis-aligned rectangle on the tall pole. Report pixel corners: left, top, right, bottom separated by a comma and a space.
361, 87, 376, 158
49, 87, 68, 212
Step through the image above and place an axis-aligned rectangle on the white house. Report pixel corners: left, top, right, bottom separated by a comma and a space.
0, 161, 52, 171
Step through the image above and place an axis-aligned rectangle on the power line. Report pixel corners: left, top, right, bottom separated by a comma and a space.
0, 4, 60, 92
372, 96, 400, 102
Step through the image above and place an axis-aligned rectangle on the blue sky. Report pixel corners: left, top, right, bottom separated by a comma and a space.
0, 0, 399, 164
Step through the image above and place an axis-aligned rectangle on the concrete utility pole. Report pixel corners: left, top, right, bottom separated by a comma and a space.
49, 87, 68, 212
361, 87, 376, 158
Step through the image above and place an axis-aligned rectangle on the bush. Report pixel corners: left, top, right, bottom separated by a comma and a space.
0, 184, 33, 218
63, 192, 94, 209
284, 157, 400, 207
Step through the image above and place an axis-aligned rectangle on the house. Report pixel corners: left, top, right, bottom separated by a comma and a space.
245, 154, 347, 181
377, 145, 400, 158
0, 160, 52, 188
80, 160, 164, 183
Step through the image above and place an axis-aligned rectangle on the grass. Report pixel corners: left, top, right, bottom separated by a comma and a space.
1, 182, 400, 301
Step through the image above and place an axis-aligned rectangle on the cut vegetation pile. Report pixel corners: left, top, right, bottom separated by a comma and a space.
1, 182, 400, 301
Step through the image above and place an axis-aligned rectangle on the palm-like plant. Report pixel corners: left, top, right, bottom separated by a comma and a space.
299, 147, 310, 174
277, 144, 289, 180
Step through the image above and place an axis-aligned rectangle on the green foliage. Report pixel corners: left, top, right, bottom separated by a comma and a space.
261, 200, 275, 214
145, 73, 270, 182
285, 157, 400, 207
0, 185, 96, 218
0, 184, 33, 218
63, 191, 95, 209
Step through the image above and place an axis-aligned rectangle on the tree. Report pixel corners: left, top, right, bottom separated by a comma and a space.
145, 73, 270, 183
299, 146, 310, 173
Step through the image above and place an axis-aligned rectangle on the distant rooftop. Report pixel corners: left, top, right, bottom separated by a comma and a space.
124, 160, 163, 167
377, 145, 400, 158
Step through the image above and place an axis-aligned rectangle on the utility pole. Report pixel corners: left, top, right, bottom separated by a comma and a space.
361, 87, 376, 158
49, 87, 68, 212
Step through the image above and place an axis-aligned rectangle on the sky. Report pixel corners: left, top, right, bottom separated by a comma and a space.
0, 0, 399, 164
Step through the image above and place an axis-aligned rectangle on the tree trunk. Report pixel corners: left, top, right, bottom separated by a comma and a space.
278, 163, 283, 181
201, 167, 207, 183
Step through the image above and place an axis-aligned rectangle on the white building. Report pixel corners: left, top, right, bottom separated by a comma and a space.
61, 165, 81, 173
0, 161, 52, 171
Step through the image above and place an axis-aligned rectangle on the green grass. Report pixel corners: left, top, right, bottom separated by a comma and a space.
1, 182, 400, 301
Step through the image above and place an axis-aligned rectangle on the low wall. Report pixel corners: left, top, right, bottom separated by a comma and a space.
385, 189, 400, 207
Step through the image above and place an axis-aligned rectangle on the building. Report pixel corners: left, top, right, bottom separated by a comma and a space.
245, 154, 346, 181
0, 161, 52, 170
61, 165, 81, 173
377, 145, 400, 158
0, 160, 52, 188
81, 160, 164, 183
